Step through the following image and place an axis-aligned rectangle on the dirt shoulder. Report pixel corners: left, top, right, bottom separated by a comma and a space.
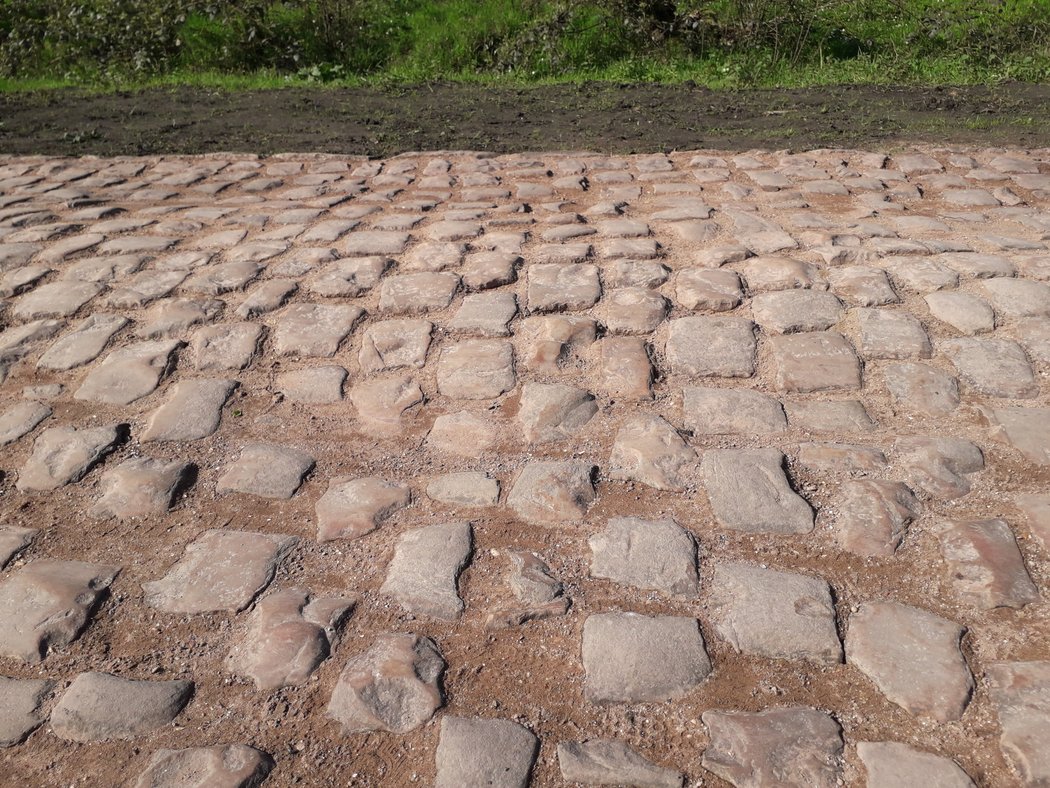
1, 81, 1049, 157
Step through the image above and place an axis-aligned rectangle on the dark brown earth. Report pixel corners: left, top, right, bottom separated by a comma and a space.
2, 81, 1050, 158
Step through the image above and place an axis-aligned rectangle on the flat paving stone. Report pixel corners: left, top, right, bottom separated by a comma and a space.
828, 266, 898, 306
143, 529, 295, 614
273, 303, 364, 357
50, 672, 193, 742
0, 678, 53, 747
275, 365, 346, 404
700, 449, 813, 533
327, 633, 444, 733
435, 716, 538, 788
527, 263, 601, 312
507, 460, 596, 525
589, 517, 697, 597
450, 291, 518, 337
682, 387, 786, 435
190, 322, 263, 371
946, 338, 1039, 398
856, 308, 932, 359
985, 660, 1050, 785
557, 740, 683, 787
582, 613, 711, 703
846, 601, 973, 721
16, 423, 123, 492
701, 707, 843, 788
675, 268, 743, 312
609, 414, 697, 491
665, 316, 757, 378
857, 741, 975, 787
600, 287, 667, 334
226, 589, 354, 691
90, 457, 192, 520
216, 443, 314, 499
0, 526, 37, 569
74, 340, 180, 405
132, 744, 275, 788
517, 382, 597, 443
925, 291, 996, 335
11, 280, 100, 320
981, 277, 1050, 319
750, 290, 843, 334
987, 407, 1050, 466
349, 375, 424, 434
598, 336, 653, 400
883, 361, 960, 417
831, 479, 921, 556
1016, 493, 1050, 551
426, 472, 500, 507
935, 518, 1039, 609
316, 477, 411, 541
378, 272, 460, 314
306, 257, 388, 297
381, 521, 473, 620
437, 339, 516, 399
708, 562, 842, 665
0, 401, 50, 446
896, 437, 984, 499
36, 314, 128, 371
771, 331, 861, 392
141, 378, 236, 442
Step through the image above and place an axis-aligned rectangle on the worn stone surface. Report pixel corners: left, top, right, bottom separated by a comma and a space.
226, 589, 354, 691
987, 407, 1050, 466
709, 562, 842, 664
557, 740, 683, 788
528, 263, 601, 312
190, 322, 263, 371
437, 339, 516, 399
846, 601, 973, 721
675, 268, 743, 312
896, 437, 984, 499
381, 521, 473, 620
682, 387, 786, 435
751, 290, 843, 334
946, 338, 1038, 398
74, 340, 179, 405
831, 479, 921, 556
450, 291, 518, 337
435, 716, 539, 788
132, 745, 275, 788
378, 271, 459, 313
701, 707, 843, 788
925, 291, 995, 335
327, 633, 444, 733
857, 742, 975, 788
316, 476, 411, 541
50, 672, 193, 742
589, 517, 697, 597
771, 331, 861, 392
427, 411, 499, 456
0, 401, 50, 446
143, 529, 295, 614
582, 613, 711, 703
883, 362, 960, 417
507, 460, 596, 525
426, 472, 500, 507
985, 661, 1050, 785
517, 382, 597, 443
609, 414, 697, 491
0, 526, 37, 569
17, 423, 123, 492
359, 319, 433, 372
90, 458, 191, 519
1017, 493, 1050, 551
273, 303, 363, 357
935, 518, 1039, 609
141, 378, 236, 442
856, 308, 932, 359
216, 443, 314, 499
37, 314, 128, 371
0, 678, 53, 748
701, 449, 813, 533
276, 365, 346, 404
665, 316, 756, 378
349, 375, 424, 434
598, 336, 653, 400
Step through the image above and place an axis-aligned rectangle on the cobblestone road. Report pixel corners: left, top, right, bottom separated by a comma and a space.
0, 148, 1049, 787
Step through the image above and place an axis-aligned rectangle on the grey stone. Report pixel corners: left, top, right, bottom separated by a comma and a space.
341, 230, 409, 256
557, 740, 683, 787
275, 366, 347, 404
925, 292, 995, 335
601, 288, 668, 334
527, 263, 601, 312
381, 521, 473, 620
582, 613, 711, 703
183, 260, 260, 294
226, 589, 354, 691
981, 278, 1050, 319
191, 322, 264, 371
589, 517, 697, 597
427, 411, 500, 456
273, 303, 363, 357
666, 317, 756, 378
846, 601, 973, 721
883, 362, 960, 417
50, 672, 193, 742
517, 382, 597, 443
0, 401, 50, 446
426, 472, 500, 507
988, 407, 1050, 466
0, 678, 53, 747
17, 423, 123, 492
306, 257, 389, 297
737, 256, 824, 293
751, 290, 843, 334
598, 336, 653, 400
831, 480, 921, 556
316, 477, 411, 541
682, 388, 786, 435
797, 442, 887, 474
349, 376, 423, 435
856, 309, 931, 359
896, 437, 984, 499
771, 332, 861, 392
674, 269, 743, 312
461, 251, 519, 290
74, 340, 180, 405
359, 319, 433, 372
701, 707, 843, 788
435, 717, 538, 788
138, 297, 223, 339
701, 449, 813, 533
609, 414, 697, 491
0, 319, 64, 364
946, 338, 1038, 398
11, 280, 100, 320
437, 340, 516, 399
216, 444, 314, 499
708, 562, 842, 664
935, 518, 1039, 609
142, 378, 237, 442
828, 266, 898, 306
986, 661, 1050, 785
0, 526, 37, 569
37, 314, 128, 371
90, 458, 192, 520
327, 633, 444, 733
857, 742, 975, 788
143, 529, 296, 614
132, 744, 275, 788
234, 278, 297, 318
449, 291, 518, 337
378, 272, 459, 313
508, 461, 596, 525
